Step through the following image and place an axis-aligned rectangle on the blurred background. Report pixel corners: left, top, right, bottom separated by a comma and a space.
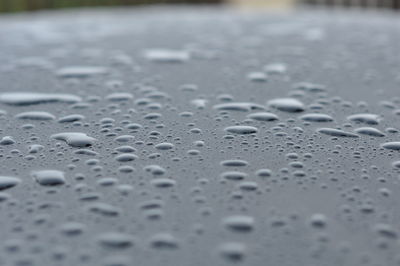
0, 0, 398, 13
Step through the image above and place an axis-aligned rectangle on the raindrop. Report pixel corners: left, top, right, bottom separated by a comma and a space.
56, 66, 108, 78
0, 92, 81, 105
0, 176, 21, 191
51, 132, 96, 147
224, 126, 258, 135
32, 170, 66, 186
15, 111, 55, 120
317, 128, 359, 138
267, 98, 305, 112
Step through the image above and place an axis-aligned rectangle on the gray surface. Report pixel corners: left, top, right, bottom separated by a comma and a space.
0, 6, 400, 266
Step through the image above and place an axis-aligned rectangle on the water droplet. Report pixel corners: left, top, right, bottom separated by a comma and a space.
247, 112, 278, 121
151, 178, 176, 188
97, 232, 134, 249
0, 136, 15, 145
155, 142, 174, 150
354, 127, 385, 137
218, 242, 246, 262
381, 142, 400, 151
0, 92, 81, 105
213, 102, 265, 112
222, 215, 254, 232
0, 176, 21, 191
149, 233, 179, 250
32, 170, 66, 186
115, 153, 138, 162
300, 113, 333, 122
221, 171, 248, 181
15, 111, 55, 120
86, 202, 121, 217
267, 98, 305, 112
58, 114, 85, 123
374, 223, 397, 239
56, 66, 108, 78
317, 128, 359, 138
347, 113, 380, 125
224, 126, 258, 134
247, 72, 268, 82
106, 93, 134, 102
145, 49, 189, 63
220, 159, 249, 167
309, 213, 328, 228
51, 132, 96, 147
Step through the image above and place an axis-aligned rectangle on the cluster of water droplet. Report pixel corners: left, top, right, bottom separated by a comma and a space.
0, 7, 399, 266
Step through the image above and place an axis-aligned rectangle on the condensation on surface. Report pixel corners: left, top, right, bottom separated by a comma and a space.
0, 6, 399, 266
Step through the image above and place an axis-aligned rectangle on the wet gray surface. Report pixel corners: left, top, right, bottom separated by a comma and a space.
0, 6, 400, 266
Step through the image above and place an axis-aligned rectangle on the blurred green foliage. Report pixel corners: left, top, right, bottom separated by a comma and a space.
0, 0, 222, 13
